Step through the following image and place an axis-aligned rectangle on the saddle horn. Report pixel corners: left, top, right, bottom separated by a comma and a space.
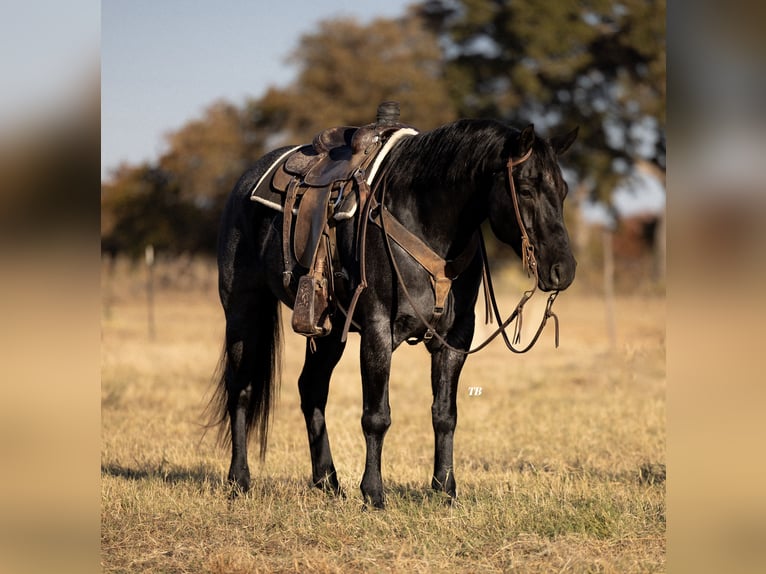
376, 101, 400, 125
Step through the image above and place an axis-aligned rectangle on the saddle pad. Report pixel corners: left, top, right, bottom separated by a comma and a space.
248, 146, 301, 212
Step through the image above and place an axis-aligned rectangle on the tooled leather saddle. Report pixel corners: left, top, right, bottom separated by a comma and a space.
250, 102, 417, 338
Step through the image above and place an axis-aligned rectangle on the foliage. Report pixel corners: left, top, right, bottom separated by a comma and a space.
102, 101, 264, 257
159, 100, 262, 209
101, 164, 216, 257
254, 14, 456, 144
417, 0, 666, 201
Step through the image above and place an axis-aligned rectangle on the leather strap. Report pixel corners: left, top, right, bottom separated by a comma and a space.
369, 196, 479, 335
507, 147, 535, 274
339, 169, 374, 343
294, 184, 333, 268
282, 177, 300, 293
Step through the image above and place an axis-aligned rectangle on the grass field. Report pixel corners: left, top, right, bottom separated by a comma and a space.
101, 257, 665, 573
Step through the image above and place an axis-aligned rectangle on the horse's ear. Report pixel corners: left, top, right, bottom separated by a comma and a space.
551, 126, 579, 156
518, 124, 535, 157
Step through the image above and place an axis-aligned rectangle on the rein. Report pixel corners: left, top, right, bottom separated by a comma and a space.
375, 147, 561, 355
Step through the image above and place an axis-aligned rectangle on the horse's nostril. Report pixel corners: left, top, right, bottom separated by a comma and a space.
550, 263, 562, 287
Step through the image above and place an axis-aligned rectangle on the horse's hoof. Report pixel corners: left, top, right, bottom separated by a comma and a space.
361, 493, 386, 510
313, 475, 345, 498
320, 483, 346, 498
227, 472, 251, 498
227, 484, 248, 500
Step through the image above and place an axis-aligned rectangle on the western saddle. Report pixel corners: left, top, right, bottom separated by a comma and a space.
251, 101, 415, 339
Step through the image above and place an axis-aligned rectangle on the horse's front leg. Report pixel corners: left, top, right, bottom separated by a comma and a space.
359, 323, 393, 509
429, 344, 468, 500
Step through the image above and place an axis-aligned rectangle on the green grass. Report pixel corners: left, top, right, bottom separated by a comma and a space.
101, 259, 665, 573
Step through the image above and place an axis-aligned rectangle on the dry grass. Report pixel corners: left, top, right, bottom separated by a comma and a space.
102, 257, 665, 572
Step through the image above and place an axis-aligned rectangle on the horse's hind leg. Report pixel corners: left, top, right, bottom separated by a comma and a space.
430, 346, 467, 500
221, 287, 281, 494
224, 329, 253, 492
298, 328, 346, 495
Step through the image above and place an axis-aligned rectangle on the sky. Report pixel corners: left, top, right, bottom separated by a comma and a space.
101, 0, 415, 181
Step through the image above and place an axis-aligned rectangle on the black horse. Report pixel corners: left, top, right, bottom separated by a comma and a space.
209, 118, 577, 508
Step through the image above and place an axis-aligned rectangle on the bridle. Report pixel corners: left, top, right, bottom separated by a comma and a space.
480, 148, 561, 353
508, 148, 536, 277
385, 146, 560, 354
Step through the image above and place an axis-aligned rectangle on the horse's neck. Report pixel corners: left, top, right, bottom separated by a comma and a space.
387, 142, 495, 259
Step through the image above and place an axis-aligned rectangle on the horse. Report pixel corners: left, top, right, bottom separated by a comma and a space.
208, 118, 578, 508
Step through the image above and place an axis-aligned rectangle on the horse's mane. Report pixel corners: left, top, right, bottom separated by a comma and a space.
385, 119, 518, 189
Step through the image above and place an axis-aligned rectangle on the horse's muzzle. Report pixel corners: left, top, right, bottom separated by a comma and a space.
543, 259, 576, 291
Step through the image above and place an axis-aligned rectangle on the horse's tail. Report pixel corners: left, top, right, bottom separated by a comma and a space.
205, 295, 282, 460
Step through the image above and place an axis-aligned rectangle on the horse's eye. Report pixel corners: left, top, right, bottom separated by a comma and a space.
518, 185, 534, 198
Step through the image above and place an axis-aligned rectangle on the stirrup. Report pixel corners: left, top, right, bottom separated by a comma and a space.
292, 274, 332, 338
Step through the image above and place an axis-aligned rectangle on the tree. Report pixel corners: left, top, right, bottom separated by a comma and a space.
101, 163, 213, 257
252, 13, 457, 143
102, 100, 265, 257
159, 99, 263, 209
417, 0, 666, 201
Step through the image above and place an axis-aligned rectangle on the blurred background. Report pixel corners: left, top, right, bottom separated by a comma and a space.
2, 0, 765, 572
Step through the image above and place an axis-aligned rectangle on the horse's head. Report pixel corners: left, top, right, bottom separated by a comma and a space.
488, 124, 578, 292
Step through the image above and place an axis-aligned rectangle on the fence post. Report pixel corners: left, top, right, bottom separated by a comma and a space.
602, 227, 617, 349
145, 244, 156, 341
